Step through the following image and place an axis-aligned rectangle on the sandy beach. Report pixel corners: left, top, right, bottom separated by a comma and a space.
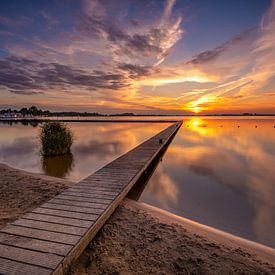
0, 163, 274, 274
0, 163, 73, 229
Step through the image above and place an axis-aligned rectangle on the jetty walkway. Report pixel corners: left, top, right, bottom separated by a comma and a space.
0, 121, 182, 274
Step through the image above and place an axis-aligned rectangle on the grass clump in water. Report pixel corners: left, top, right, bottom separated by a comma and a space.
40, 121, 73, 156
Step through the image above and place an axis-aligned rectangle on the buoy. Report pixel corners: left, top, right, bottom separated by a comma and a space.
237, 126, 240, 128
221, 125, 223, 127
255, 125, 258, 128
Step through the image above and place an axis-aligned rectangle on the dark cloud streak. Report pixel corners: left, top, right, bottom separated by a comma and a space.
0, 56, 129, 95
187, 28, 255, 65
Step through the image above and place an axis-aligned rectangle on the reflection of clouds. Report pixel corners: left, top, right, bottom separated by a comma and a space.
142, 166, 179, 208
0, 137, 36, 158
74, 140, 123, 156
167, 119, 275, 246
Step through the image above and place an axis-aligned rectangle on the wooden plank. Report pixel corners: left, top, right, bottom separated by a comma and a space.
1, 225, 80, 245
83, 174, 132, 180
41, 203, 105, 215
32, 208, 98, 221
12, 219, 87, 236
0, 257, 52, 275
0, 232, 72, 256
62, 190, 115, 200
0, 243, 62, 269
49, 198, 108, 210
23, 213, 94, 228
74, 184, 122, 191
78, 183, 125, 189
55, 194, 111, 205
68, 187, 119, 196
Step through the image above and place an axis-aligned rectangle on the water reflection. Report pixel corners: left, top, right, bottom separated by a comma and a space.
42, 153, 74, 178
0, 120, 42, 127
0, 122, 170, 181
140, 118, 275, 248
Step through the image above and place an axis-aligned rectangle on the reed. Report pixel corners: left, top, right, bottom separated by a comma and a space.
40, 121, 73, 156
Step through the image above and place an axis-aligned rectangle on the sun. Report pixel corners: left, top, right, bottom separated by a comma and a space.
191, 106, 202, 114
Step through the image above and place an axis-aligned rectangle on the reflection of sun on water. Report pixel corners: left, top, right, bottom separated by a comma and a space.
186, 118, 215, 137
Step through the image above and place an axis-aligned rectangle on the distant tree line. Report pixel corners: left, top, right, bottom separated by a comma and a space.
0, 106, 102, 117
0, 106, 144, 117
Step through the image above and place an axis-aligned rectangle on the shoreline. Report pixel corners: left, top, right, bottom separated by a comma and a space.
128, 199, 275, 265
0, 163, 274, 273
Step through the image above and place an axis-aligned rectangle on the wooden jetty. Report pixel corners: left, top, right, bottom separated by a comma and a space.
0, 121, 182, 275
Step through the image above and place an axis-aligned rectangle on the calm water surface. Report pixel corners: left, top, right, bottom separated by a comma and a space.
139, 117, 275, 248
0, 122, 170, 181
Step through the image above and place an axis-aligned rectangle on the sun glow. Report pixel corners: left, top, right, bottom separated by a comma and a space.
137, 72, 212, 87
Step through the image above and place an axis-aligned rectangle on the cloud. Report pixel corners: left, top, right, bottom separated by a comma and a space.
0, 56, 129, 95
187, 28, 255, 65
78, 0, 183, 65
118, 63, 156, 79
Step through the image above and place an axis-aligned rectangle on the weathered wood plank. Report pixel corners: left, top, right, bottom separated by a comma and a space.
1, 225, 81, 245
41, 203, 105, 215
67, 187, 119, 196
78, 182, 125, 189
12, 219, 87, 236
49, 198, 108, 210
62, 190, 115, 200
23, 213, 94, 228
74, 184, 122, 191
0, 243, 63, 269
0, 232, 72, 256
0, 257, 52, 275
55, 194, 111, 205
32, 207, 98, 221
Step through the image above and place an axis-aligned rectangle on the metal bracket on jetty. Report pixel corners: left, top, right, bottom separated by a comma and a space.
0, 121, 182, 275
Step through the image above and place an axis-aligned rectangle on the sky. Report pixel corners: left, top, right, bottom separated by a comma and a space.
0, 0, 275, 114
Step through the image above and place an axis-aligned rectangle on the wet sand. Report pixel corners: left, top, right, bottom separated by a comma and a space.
0, 163, 274, 274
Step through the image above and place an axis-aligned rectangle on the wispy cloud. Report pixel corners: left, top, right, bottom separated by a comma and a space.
186, 28, 255, 65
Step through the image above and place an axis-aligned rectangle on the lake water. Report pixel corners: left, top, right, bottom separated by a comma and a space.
0, 121, 170, 181
0, 117, 274, 248
139, 117, 275, 248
